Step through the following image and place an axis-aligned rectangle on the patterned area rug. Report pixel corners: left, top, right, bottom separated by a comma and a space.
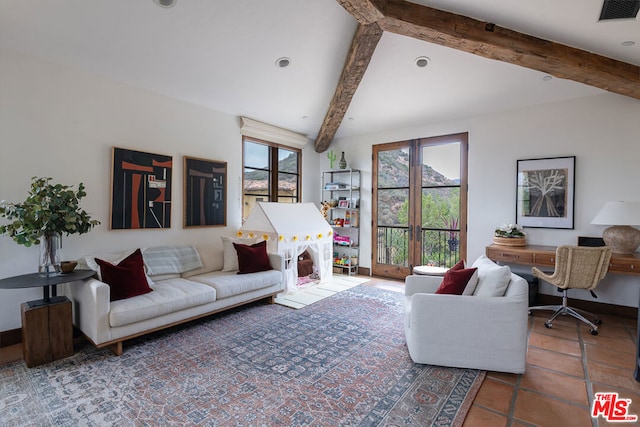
1, 286, 485, 426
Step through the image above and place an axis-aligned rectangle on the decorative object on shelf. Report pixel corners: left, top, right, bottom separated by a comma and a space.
320, 201, 330, 220
516, 156, 575, 229
339, 151, 347, 169
0, 177, 100, 276
327, 150, 336, 169
493, 223, 527, 247
329, 199, 338, 207
338, 200, 349, 208
60, 261, 78, 274
591, 201, 640, 254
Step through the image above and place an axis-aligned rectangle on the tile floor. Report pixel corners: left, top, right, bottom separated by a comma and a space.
2, 277, 638, 427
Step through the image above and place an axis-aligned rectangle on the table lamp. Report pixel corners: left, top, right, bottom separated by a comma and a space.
591, 201, 640, 254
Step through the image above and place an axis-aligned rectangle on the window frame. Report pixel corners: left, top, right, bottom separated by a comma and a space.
242, 136, 302, 220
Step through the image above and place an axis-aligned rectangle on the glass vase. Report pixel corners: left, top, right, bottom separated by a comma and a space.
339, 152, 347, 169
39, 233, 62, 277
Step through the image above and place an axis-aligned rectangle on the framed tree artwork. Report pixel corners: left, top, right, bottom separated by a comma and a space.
184, 156, 227, 227
516, 156, 575, 229
111, 147, 172, 229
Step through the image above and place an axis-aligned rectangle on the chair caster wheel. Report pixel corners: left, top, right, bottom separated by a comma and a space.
544, 322, 552, 329
594, 319, 602, 326
590, 329, 599, 336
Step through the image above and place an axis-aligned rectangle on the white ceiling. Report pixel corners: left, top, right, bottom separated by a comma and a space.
1, 0, 637, 143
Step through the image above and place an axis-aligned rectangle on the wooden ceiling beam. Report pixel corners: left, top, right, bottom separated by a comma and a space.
374, 1, 639, 100
314, 22, 383, 153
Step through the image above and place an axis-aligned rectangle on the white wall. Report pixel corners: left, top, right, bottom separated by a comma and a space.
332, 92, 640, 308
0, 51, 322, 331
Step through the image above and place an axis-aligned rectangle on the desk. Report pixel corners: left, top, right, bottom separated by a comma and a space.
0, 270, 95, 367
486, 244, 640, 381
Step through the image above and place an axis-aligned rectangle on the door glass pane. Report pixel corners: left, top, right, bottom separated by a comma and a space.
422, 143, 460, 186
377, 189, 409, 226
378, 148, 409, 188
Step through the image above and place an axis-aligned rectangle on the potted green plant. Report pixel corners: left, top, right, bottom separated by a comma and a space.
0, 177, 100, 276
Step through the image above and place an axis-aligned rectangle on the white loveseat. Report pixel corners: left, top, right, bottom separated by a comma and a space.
63, 244, 284, 355
404, 256, 529, 374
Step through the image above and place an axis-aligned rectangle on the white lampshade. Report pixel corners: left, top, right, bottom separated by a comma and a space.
591, 201, 640, 225
591, 201, 640, 254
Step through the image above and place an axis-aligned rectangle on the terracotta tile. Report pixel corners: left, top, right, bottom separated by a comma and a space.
582, 334, 636, 355
588, 359, 640, 393
526, 346, 585, 378
520, 365, 589, 405
585, 342, 637, 370
462, 405, 507, 427
485, 371, 519, 385
472, 377, 514, 413
514, 389, 592, 427
528, 331, 582, 357
531, 315, 581, 341
592, 383, 640, 427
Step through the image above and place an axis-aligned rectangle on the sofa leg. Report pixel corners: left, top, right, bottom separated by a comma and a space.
108, 341, 123, 356
267, 295, 275, 304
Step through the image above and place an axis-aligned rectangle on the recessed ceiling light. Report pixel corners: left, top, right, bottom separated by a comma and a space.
621, 41, 636, 47
275, 57, 291, 68
414, 56, 431, 68
347, 117, 355, 121
542, 75, 553, 82
302, 115, 308, 120
153, 0, 176, 8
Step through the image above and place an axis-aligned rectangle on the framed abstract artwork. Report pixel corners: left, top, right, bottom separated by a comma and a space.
110, 147, 173, 229
184, 156, 227, 227
516, 156, 575, 229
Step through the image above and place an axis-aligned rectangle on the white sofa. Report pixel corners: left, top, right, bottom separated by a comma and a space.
404, 257, 529, 374
62, 245, 284, 356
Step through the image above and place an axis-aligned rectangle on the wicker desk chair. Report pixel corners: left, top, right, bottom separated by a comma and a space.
529, 245, 612, 335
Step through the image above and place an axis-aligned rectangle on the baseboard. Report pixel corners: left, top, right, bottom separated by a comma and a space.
0, 328, 22, 348
357, 267, 371, 276
535, 294, 638, 319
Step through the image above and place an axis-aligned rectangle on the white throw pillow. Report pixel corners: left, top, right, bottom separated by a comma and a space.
471, 255, 511, 297
221, 236, 260, 272
462, 269, 479, 295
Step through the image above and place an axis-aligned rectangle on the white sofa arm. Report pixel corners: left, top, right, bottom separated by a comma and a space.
64, 277, 112, 345
404, 274, 442, 296
268, 253, 284, 273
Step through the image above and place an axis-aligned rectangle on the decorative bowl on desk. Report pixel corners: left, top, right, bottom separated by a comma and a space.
60, 261, 78, 273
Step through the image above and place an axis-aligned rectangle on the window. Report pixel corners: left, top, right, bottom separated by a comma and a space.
242, 137, 301, 221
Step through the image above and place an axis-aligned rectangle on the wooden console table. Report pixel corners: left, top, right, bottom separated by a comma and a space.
486, 243, 640, 381
0, 270, 95, 367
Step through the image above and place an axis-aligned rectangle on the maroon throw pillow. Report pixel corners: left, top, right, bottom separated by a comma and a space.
95, 249, 153, 301
233, 240, 273, 274
436, 267, 478, 295
450, 259, 466, 271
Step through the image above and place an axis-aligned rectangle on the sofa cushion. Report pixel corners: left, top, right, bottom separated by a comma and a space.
95, 249, 153, 302
234, 240, 273, 274
436, 267, 478, 295
189, 270, 281, 299
109, 278, 217, 327
471, 255, 511, 297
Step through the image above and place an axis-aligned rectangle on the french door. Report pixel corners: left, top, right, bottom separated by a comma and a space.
372, 133, 468, 279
